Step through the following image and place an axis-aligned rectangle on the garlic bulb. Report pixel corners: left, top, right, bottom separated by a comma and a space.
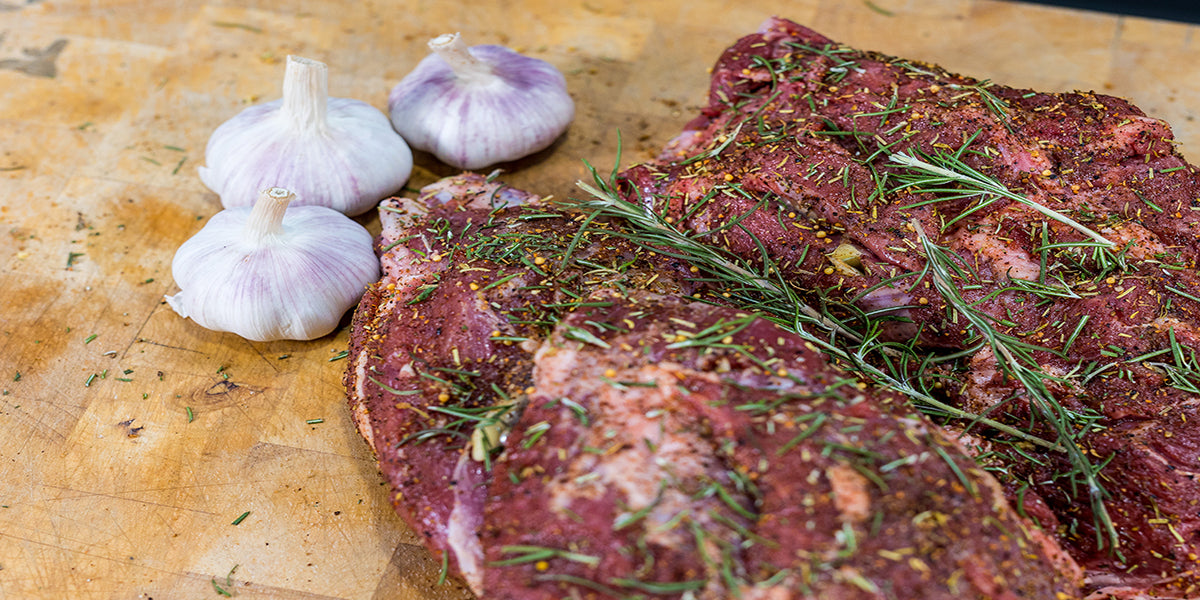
199, 56, 413, 216
166, 187, 379, 342
388, 33, 575, 170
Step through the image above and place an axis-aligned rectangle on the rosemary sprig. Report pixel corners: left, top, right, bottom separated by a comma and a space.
572, 165, 862, 345
566, 155, 1063, 452
912, 221, 1120, 553
571, 149, 1120, 551
888, 139, 1115, 248
568, 133, 864, 345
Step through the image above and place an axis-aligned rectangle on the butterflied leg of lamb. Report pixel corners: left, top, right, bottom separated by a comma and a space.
346, 173, 1082, 599
614, 16, 1200, 597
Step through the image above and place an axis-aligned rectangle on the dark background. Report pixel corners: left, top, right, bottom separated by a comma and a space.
1018, 0, 1200, 24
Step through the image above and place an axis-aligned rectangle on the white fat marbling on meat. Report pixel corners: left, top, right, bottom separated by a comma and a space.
1084, 115, 1169, 156
826, 463, 871, 523
543, 362, 722, 521
350, 347, 376, 450
533, 347, 735, 595
950, 221, 1042, 282
961, 347, 1005, 413
1084, 581, 1177, 599
1101, 221, 1169, 260
996, 141, 1055, 177
447, 454, 485, 593
378, 198, 443, 289
658, 130, 706, 161
431, 173, 538, 210
378, 197, 428, 238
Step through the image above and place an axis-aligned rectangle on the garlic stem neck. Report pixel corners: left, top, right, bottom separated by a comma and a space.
246, 187, 294, 241
281, 56, 329, 134
429, 33, 494, 82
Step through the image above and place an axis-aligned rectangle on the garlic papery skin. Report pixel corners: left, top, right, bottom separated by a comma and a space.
199, 56, 413, 216
165, 187, 380, 342
388, 33, 575, 170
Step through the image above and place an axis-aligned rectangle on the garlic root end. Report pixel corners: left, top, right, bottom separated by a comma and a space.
197, 165, 216, 193
164, 293, 189, 318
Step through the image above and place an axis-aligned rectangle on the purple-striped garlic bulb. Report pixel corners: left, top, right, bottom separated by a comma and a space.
388, 33, 575, 170
165, 187, 378, 342
199, 56, 412, 216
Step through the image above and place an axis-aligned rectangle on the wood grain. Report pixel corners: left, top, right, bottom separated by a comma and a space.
2, 1, 1199, 598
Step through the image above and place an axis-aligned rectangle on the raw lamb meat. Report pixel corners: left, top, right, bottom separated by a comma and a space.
345, 173, 1082, 599
347, 16, 1200, 600
615, 16, 1200, 597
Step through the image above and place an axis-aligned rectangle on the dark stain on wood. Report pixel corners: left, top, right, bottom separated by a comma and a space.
0, 33, 68, 78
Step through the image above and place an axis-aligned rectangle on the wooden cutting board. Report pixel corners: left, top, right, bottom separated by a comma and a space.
3, 1, 1200, 598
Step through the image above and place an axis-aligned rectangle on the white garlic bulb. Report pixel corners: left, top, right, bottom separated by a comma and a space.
199, 56, 413, 216
166, 187, 380, 342
388, 33, 575, 170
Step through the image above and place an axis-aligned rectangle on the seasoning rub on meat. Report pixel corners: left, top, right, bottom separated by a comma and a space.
346, 174, 1081, 599
348, 16, 1200, 600
613, 17, 1200, 598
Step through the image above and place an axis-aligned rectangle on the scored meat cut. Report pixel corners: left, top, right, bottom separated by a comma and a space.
345, 173, 1081, 599
346, 17, 1200, 600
